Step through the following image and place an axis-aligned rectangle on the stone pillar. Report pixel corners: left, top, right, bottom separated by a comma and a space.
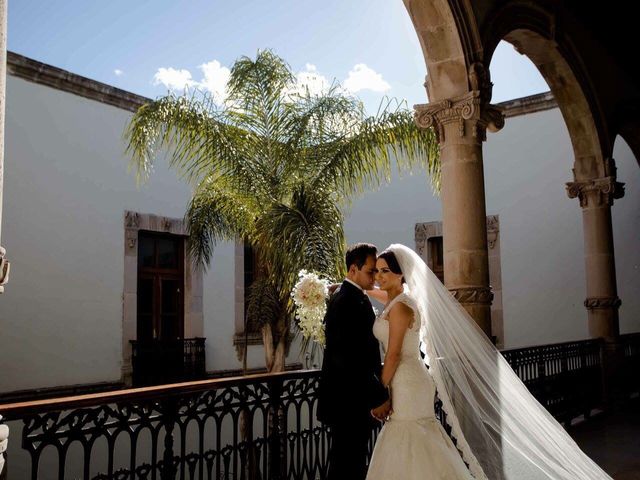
566, 171, 624, 341
414, 67, 504, 337
0, 0, 8, 294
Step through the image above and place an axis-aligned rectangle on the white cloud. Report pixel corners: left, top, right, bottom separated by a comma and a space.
284, 63, 340, 100
152, 67, 195, 91
114, 69, 124, 77
198, 60, 231, 103
343, 64, 390, 93
291, 63, 331, 97
151, 60, 392, 105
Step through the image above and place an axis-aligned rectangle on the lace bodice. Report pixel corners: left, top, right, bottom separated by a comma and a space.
372, 291, 436, 422
373, 292, 422, 359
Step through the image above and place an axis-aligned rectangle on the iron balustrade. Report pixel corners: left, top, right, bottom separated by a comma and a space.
1, 336, 638, 480
620, 333, 640, 398
130, 338, 206, 387
501, 339, 604, 423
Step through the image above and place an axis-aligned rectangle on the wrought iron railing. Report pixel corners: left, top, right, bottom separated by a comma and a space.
501, 339, 604, 423
130, 338, 206, 387
0, 371, 328, 480
1, 336, 637, 480
620, 332, 640, 398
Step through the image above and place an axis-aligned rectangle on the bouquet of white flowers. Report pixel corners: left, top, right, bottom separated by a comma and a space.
291, 270, 330, 347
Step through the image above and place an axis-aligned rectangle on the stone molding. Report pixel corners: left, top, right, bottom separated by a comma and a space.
414, 90, 505, 143
566, 176, 625, 208
415, 217, 500, 309
233, 332, 264, 363
415, 217, 499, 254
449, 286, 494, 305
497, 92, 557, 118
122, 210, 203, 385
8, 50, 559, 122
7, 51, 148, 113
584, 297, 622, 310
415, 222, 443, 259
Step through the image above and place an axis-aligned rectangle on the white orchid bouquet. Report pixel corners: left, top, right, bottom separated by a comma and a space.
291, 270, 330, 347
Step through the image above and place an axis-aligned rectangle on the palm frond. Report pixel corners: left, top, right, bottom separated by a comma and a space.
124, 93, 255, 189
185, 177, 259, 268
311, 107, 440, 195
253, 186, 345, 292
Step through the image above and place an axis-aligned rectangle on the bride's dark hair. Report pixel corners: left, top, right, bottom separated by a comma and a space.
378, 250, 405, 283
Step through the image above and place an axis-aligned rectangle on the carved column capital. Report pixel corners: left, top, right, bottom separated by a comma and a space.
584, 296, 622, 310
449, 286, 494, 306
414, 90, 504, 143
566, 176, 625, 208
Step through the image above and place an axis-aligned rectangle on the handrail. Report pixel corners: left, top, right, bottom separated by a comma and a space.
0, 369, 318, 420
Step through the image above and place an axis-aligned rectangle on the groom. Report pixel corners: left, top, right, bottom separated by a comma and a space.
317, 243, 391, 480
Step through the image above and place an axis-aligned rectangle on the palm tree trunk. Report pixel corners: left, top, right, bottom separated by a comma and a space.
263, 322, 287, 373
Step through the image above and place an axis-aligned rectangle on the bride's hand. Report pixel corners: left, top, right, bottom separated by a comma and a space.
366, 287, 388, 304
371, 399, 392, 422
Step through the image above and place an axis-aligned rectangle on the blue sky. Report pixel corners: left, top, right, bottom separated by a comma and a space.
9, 0, 549, 113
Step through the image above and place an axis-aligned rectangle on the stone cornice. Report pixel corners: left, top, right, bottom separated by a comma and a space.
566, 176, 625, 208
414, 90, 505, 143
497, 92, 557, 118
7, 51, 149, 113
8, 51, 558, 120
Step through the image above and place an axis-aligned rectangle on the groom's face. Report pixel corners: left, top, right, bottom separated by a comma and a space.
352, 255, 377, 290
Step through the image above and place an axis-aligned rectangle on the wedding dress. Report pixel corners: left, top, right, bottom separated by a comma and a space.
365, 244, 611, 480
367, 291, 473, 479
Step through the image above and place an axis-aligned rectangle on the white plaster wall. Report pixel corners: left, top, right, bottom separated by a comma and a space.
1, 73, 638, 393
0, 76, 241, 392
344, 169, 441, 251
612, 138, 640, 335
483, 109, 586, 347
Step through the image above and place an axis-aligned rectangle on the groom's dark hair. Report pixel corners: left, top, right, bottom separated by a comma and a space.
346, 243, 377, 270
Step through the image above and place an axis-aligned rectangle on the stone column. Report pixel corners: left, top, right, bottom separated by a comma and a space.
566, 171, 624, 341
414, 67, 504, 337
0, 0, 8, 294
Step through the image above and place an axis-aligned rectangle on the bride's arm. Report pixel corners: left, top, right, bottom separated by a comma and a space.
381, 303, 413, 389
366, 287, 388, 304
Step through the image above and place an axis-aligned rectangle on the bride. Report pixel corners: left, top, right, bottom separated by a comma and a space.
364, 244, 612, 480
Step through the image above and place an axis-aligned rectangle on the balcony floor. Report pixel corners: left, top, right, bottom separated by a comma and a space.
571, 399, 640, 479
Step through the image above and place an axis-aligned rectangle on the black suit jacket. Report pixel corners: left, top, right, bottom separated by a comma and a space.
317, 281, 388, 425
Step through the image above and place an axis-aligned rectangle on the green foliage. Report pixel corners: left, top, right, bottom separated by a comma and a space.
125, 50, 439, 358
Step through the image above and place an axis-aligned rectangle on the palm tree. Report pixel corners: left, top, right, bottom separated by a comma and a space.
125, 50, 439, 373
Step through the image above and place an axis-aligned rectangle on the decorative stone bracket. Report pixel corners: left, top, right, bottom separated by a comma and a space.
0, 246, 8, 294
566, 176, 625, 208
486, 215, 499, 249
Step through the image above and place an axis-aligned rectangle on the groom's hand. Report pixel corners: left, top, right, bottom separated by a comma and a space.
370, 399, 392, 422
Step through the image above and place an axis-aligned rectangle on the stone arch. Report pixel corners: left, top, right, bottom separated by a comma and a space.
403, 0, 482, 101
481, 3, 610, 181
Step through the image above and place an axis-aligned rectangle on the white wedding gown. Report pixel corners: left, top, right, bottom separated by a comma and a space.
367, 292, 473, 480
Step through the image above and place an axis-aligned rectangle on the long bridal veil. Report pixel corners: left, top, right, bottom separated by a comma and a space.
387, 244, 611, 480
